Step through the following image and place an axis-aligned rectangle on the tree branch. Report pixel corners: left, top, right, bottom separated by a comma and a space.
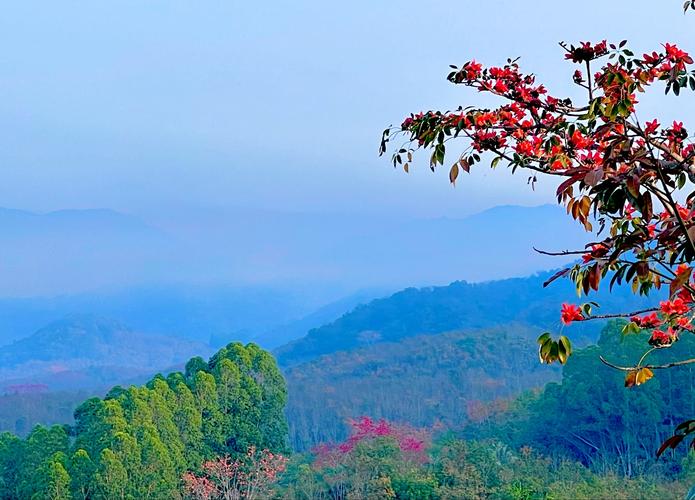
586, 307, 659, 321
532, 247, 587, 256
600, 355, 695, 372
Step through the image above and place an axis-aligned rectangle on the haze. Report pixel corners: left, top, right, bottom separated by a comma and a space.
1, 1, 690, 218
0, 1, 691, 297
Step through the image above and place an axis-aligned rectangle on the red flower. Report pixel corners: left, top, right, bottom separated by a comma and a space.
493, 80, 509, 93
579, 151, 602, 166
667, 122, 688, 146
678, 287, 695, 304
631, 312, 662, 328
565, 41, 608, 63
569, 129, 593, 149
643, 51, 661, 65
561, 303, 584, 325
551, 158, 568, 171
660, 297, 689, 316
677, 263, 691, 276
582, 243, 609, 263
675, 203, 692, 221
463, 60, 483, 80
664, 43, 693, 67
644, 119, 660, 136
677, 317, 693, 330
515, 140, 535, 156
625, 204, 635, 220
649, 328, 678, 347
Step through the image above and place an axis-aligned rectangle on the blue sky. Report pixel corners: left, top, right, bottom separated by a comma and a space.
0, 0, 692, 219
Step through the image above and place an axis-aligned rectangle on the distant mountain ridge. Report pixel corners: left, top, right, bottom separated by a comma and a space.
250, 288, 391, 349
0, 207, 159, 236
0, 203, 596, 348
0, 315, 211, 390
0, 284, 333, 347
0, 206, 170, 296
0, 203, 588, 297
275, 270, 658, 366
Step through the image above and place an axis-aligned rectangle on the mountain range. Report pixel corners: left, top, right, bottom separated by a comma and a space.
275, 270, 656, 366
0, 203, 588, 296
0, 263, 662, 441
0, 203, 594, 348
0, 284, 338, 347
0, 202, 649, 441
0, 315, 211, 391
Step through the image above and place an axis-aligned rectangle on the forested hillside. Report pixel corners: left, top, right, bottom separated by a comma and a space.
278, 418, 688, 499
278, 322, 695, 498
251, 289, 388, 349
284, 325, 559, 450
276, 271, 656, 366
0, 272, 663, 441
0, 390, 92, 437
469, 320, 695, 477
0, 342, 287, 499
285, 319, 695, 458
3, 322, 695, 498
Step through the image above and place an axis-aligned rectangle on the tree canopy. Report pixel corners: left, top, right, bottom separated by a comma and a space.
0, 342, 288, 499
381, 5, 695, 453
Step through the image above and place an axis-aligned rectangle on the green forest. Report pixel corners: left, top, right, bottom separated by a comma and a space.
3, 321, 695, 499
0, 343, 288, 499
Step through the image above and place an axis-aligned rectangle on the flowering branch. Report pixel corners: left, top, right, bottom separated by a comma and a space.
381, 30, 695, 453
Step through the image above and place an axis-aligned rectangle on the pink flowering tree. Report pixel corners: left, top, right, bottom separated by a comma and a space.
311, 417, 431, 497
314, 417, 430, 467
182, 446, 288, 500
380, 6, 695, 453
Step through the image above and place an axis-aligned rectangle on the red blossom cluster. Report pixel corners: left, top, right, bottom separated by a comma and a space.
391, 44, 695, 225
382, 21, 695, 452
560, 303, 584, 325
627, 293, 694, 348
381, 38, 695, 367
649, 328, 679, 348
564, 41, 608, 63
661, 297, 690, 316
630, 312, 661, 329
182, 472, 215, 500
313, 416, 431, 467
182, 447, 288, 500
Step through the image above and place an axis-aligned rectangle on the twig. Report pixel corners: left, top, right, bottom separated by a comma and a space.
533, 247, 587, 256
585, 307, 659, 320
600, 355, 695, 371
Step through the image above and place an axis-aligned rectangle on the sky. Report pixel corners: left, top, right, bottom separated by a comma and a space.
0, 1, 692, 220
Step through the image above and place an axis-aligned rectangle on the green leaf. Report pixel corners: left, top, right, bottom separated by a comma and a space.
557, 343, 567, 364
621, 322, 641, 335
558, 335, 572, 357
